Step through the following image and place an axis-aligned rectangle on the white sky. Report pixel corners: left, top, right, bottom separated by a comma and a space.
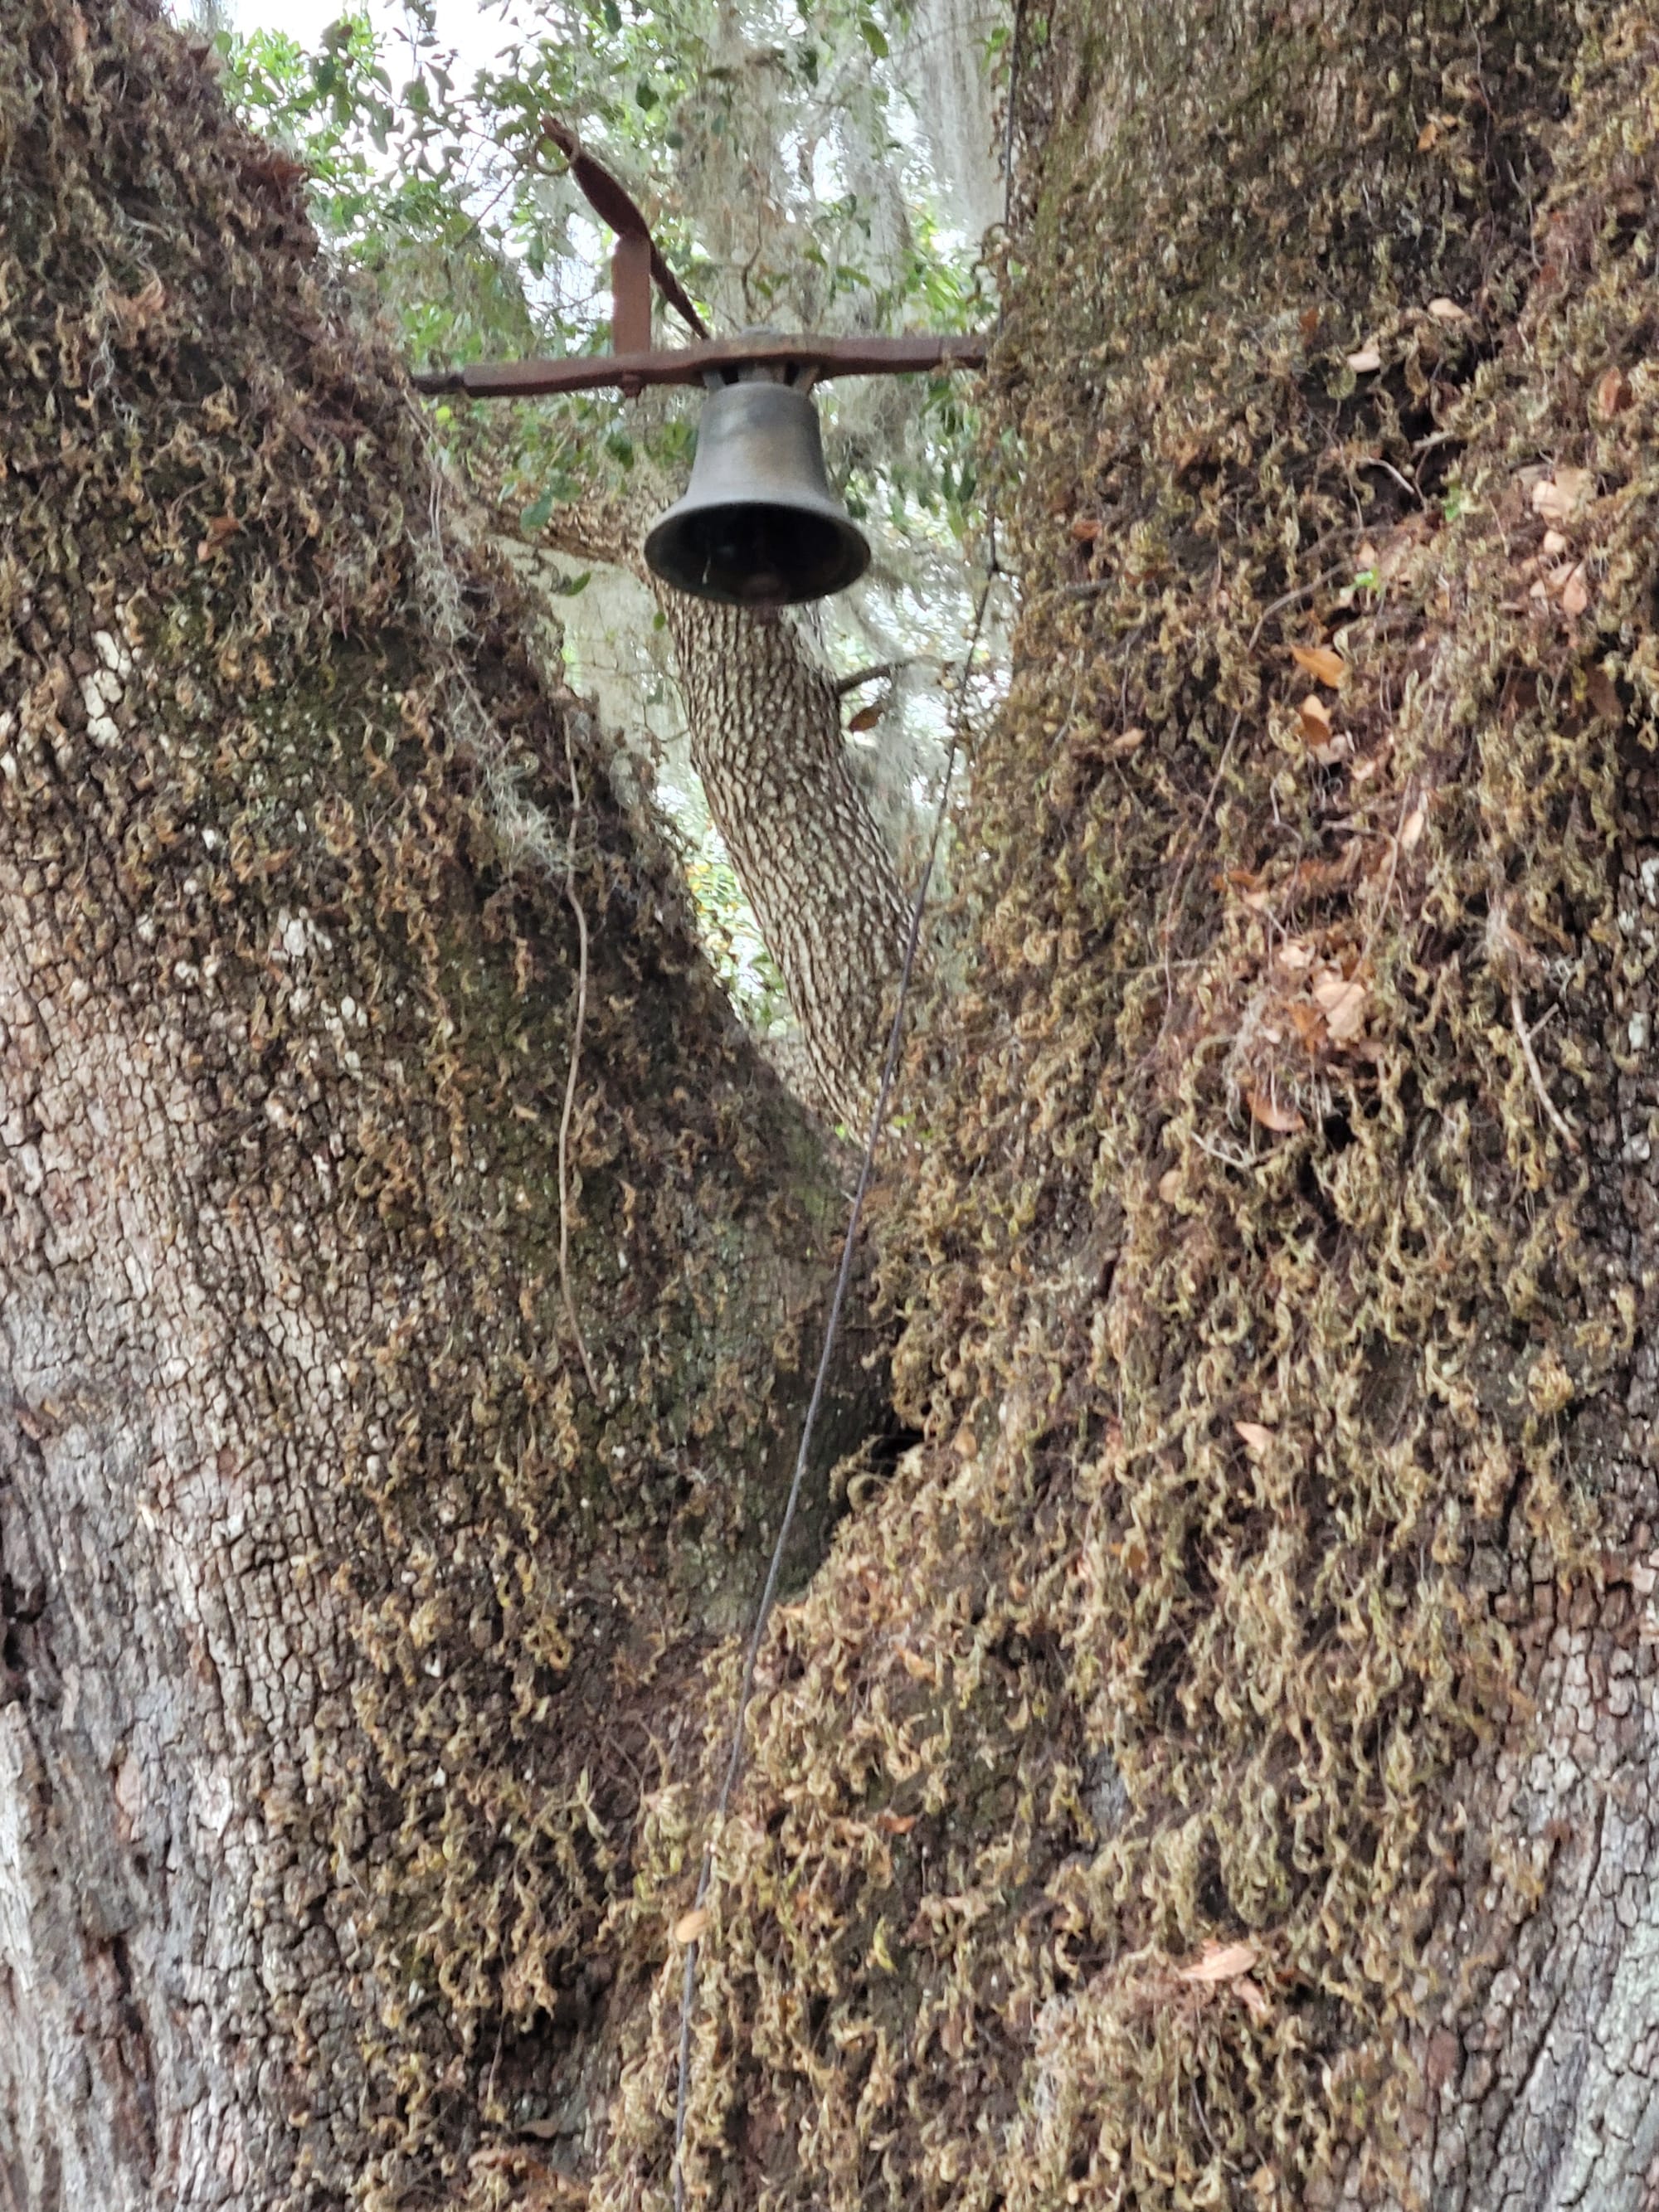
225, 0, 506, 70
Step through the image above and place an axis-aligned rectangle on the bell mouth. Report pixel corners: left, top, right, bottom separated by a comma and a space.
645, 497, 868, 608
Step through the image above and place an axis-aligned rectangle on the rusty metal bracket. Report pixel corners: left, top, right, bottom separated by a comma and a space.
411, 114, 987, 401
412, 329, 985, 398
540, 115, 709, 352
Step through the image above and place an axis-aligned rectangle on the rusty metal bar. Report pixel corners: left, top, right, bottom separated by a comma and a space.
411, 330, 987, 399
542, 114, 709, 341
610, 233, 654, 357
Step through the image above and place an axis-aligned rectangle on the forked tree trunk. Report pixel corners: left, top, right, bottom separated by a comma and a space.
9, 3, 1659, 2212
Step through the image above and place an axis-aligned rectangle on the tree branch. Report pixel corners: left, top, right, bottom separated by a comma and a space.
834, 659, 911, 697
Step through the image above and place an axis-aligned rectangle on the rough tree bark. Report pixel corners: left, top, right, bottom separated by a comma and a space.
10, 3, 1659, 2212
539, 490, 909, 1130
0, 9, 880, 2208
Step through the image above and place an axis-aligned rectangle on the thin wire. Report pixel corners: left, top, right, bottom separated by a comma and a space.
670, 567, 998, 2209
671, 14, 1024, 2199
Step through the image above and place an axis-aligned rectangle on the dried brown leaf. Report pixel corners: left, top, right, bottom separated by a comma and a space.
1530, 467, 1592, 523
1427, 295, 1467, 323
1587, 667, 1623, 722
674, 1908, 710, 1945
1233, 1422, 1274, 1457
1345, 345, 1382, 374
846, 702, 882, 732
1244, 1087, 1304, 1135
1595, 367, 1632, 417
1290, 643, 1345, 688
1297, 693, 1333, 744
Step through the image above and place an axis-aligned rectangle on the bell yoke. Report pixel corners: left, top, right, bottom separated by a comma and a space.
411, 119, 985, 610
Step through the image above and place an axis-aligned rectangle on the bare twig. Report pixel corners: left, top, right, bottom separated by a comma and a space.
1246, 559, 1347, 651
1511, 985, 1579, 1153
834, 659, 910, 697
557, 727, 603, 1399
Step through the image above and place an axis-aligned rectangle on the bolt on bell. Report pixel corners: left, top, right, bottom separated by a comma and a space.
644, 375, 870, 608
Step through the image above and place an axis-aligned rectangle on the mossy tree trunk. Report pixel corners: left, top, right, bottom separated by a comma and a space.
0, 8, 878, 2209
9, 3, 1659, 2212
586, 4, 1659, 2210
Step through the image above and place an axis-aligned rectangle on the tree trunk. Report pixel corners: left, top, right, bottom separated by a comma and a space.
0, 9, 880, 2207
541, 492, 909, 1129
11, 3, 1659, 2212
587, 3, 1659, 2209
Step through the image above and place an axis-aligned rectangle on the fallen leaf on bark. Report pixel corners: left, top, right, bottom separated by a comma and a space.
1071, 517, 1102, 542
1559, 564, 1590, 618
1179, 1938, 1260, 1981
1290, 643, 1346, 688
846, 702, 882, 732
1245, 1087, 1304, 1134
1287, 1000, 1325, 1048
1298, 693, 1333, 744
1311, 967, 1367, 1040
1530, 467, 1592, 523
1587, 668, 1623, 721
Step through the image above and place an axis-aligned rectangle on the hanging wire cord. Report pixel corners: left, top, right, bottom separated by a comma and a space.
670, 14, 1024, 2204
670, 566, 995, 2209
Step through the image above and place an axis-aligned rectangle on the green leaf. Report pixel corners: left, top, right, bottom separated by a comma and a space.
554, 570, 592, 597
520, 488, 556, 532
635, 80, 658, 109
602, 0, 622, 26
859, 16, 889, 58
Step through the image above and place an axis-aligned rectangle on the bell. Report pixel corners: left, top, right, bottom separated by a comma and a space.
644, 377, 870, 607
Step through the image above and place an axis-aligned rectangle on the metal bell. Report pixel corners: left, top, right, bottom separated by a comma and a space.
644, 376, 870, 607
